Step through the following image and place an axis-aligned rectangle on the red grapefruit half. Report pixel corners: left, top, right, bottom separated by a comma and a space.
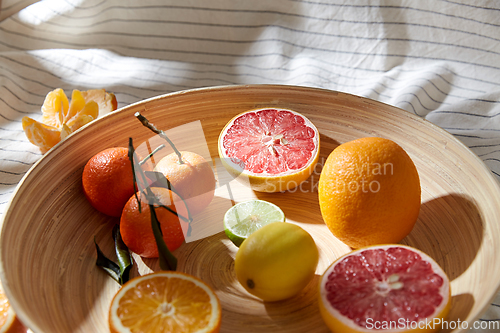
218, 108, 320, 192
318, 244, 451, 333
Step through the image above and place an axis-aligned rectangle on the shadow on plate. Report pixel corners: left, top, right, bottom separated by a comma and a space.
263, 274, 330, 332
440, 293, 475, 333
402, 193, 483, 282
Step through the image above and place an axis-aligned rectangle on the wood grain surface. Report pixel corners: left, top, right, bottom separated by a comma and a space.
1, 85, 499, 333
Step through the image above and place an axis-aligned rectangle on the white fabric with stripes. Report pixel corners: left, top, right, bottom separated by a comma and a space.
1, 0, 499, 328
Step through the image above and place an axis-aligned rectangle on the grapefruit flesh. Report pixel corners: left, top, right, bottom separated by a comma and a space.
319, 245, 451, 333
218, 108, 319, 192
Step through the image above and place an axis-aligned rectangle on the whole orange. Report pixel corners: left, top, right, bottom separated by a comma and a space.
318, 137, 421, 248
120, 187, 188, 258
82, 147, 135, 217
154, 151, 216, 216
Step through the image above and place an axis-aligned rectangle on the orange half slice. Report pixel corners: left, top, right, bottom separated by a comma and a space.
109, 271, 221, 333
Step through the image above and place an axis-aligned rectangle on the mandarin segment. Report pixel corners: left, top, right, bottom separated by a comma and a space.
22, 88, 117, 152
65, 90, 87, 121
22, 116, 61, 153
65, 101, 99, 133
41, 88, 69, 128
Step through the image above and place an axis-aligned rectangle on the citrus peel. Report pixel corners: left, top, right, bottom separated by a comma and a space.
318, 137, 421, 248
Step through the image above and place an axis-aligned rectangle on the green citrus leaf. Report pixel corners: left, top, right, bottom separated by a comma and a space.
113, 225, 133, 285
94, 237, 120, 284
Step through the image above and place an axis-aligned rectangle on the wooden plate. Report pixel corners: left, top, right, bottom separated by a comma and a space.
1, 85, 500, 333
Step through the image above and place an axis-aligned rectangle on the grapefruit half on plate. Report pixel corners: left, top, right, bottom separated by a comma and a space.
318, 244, 451, 333
218, 108, 320, 192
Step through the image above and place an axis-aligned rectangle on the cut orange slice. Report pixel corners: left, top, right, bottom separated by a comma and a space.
22, 88, 117, 153
109, 271, 221, 333
0, 286, 27, 333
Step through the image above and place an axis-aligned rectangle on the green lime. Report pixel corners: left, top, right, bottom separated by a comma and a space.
223, 199, 285, 247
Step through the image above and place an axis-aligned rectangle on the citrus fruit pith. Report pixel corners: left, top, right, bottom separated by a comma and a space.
234, 222, 319, 302
218, 108, 320, 192
318, 244, 451, 333
120, 187, 188, 258
318, 137, 421, 248
82, 147, 136, 217
109, 271, 221, 333
81, 89, 118, 118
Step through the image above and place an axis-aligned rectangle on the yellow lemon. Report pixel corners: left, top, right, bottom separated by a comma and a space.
234, 222, 319, 302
